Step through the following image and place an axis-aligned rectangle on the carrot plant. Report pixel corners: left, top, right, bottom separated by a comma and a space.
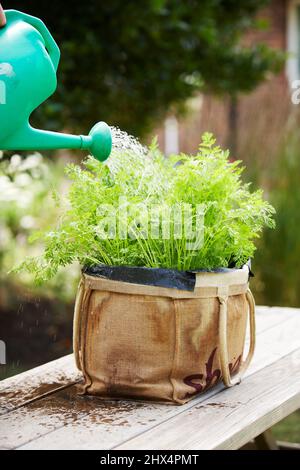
15, 133, 275, 283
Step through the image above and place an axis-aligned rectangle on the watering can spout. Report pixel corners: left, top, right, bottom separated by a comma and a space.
0, 9, 112, 161
2, 121, 112, 162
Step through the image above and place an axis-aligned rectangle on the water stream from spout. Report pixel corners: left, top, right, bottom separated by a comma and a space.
110, 126, 147, 157
108, 126, 148, 174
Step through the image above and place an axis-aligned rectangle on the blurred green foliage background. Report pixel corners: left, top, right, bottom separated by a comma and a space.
7, 0, 283, 136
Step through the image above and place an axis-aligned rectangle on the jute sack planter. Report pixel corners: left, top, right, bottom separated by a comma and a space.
73, 265, 255, 404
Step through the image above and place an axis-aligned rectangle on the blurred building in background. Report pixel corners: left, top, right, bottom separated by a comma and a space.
157, 0, 299, 169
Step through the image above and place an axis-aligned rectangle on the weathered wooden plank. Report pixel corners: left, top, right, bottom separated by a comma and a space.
0, 306, 291, 416
245, 309, 300, 374
116, 348, 300, 450
1, 307, 299, 450
1, 386, 176, 450
252, 306, 300, 333
17, 346, 300, 450
0, 307, 258, 416
277, 441, 300, 450
0, 354, 81, 415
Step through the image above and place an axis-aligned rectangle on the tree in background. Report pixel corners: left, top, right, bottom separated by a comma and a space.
7, 0, 283, 137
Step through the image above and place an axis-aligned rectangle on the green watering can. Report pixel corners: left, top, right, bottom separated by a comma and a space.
0, 9, 112, 161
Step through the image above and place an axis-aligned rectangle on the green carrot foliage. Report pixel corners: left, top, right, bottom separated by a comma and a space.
15, 133, 275, 283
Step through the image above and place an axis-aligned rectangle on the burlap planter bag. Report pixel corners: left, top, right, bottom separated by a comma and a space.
73, 265, 255, 405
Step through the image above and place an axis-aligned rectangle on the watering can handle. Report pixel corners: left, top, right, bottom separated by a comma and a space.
4, 9, 60, 71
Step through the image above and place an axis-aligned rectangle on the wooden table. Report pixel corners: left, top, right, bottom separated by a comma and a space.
1, 306, 300, 450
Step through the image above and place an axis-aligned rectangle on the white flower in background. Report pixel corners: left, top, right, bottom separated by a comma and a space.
15, 173, 32, 187
17, 190, 34, 209
20, 215, 36, 230
18, 153, 43, 172
0, 175, 21, 202
8, 154, 22, 172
